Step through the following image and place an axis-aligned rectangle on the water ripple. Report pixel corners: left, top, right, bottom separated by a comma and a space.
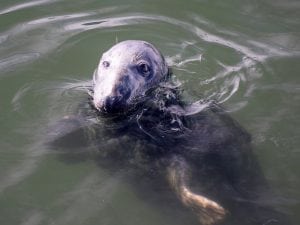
0, 0, 59, 15
27, 12, 92, 25
0, 2, 299, 224
0, 52, 40, 72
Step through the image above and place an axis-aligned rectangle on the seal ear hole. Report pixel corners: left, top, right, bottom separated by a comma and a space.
102, 61, 110, 68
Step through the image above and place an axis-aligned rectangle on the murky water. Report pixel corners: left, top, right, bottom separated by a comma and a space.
0, 0, 299, 225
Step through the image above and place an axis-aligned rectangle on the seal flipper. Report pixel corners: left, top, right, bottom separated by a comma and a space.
166, 156, 227, 225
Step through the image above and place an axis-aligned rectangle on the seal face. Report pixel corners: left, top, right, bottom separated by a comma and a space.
93, 40, 168, 114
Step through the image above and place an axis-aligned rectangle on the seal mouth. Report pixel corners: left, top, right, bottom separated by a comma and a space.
102, 96, 126, 114
93, 95, 130, 115
92, 81, 181, 116
93, 79, 133, 114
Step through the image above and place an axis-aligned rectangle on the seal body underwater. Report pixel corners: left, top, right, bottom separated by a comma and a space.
49, 40, 292, 225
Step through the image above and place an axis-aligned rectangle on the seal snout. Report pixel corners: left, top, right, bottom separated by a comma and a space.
102, 96, 123, 113
93, 96, 121, 113
93, 83, 131, 113
93, 71, 133, 113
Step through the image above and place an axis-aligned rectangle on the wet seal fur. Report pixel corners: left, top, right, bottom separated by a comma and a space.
50, 40, 291, 225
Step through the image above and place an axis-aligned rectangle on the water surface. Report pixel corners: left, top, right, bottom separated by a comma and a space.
0, 0, 299, 225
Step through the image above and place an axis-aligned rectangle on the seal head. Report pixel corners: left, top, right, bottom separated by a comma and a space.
92, 40, 168, 114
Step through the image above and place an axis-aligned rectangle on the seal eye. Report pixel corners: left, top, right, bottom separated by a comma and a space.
102, 61, 110, 68
138, 63, 151, 77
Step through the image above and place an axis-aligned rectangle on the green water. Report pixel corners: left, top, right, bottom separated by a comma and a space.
0, 0, 299, 224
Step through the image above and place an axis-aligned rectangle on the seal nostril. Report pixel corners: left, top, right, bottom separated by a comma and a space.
103, 96, 123, 113
105, 96, 115, 106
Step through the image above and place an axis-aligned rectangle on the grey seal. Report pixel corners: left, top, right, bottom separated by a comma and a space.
92, 40, 227, 224
88, 40, 291, 225
93, 40, 169, 114
49, 40, 291, 225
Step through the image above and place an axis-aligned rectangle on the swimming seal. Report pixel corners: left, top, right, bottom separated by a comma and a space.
89, 40, 290, 225
49, 40, 291, 225
92, 41, 227, 224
